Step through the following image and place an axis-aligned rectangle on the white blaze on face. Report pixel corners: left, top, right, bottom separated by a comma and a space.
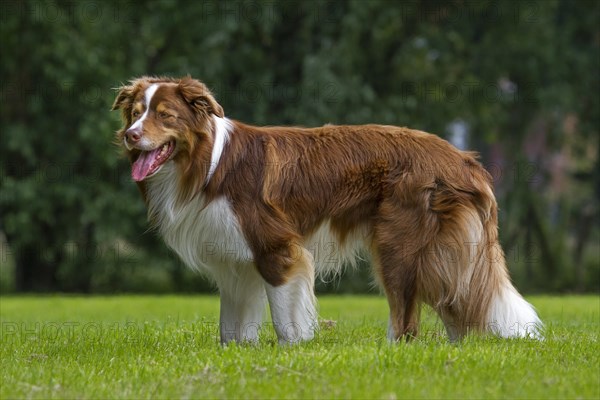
124, 83, 159, 151
130, 83, 160, 131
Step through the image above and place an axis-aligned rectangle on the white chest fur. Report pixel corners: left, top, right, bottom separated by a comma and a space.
146, 163, 254, 278
145, 166, 369, 284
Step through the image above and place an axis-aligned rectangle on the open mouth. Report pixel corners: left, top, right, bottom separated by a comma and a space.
131, 140, 175, 181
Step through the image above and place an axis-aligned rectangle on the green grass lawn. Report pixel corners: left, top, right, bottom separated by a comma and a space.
1, 295, 598, 399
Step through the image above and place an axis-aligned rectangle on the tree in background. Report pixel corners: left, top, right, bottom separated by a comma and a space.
1, 0, 598, 293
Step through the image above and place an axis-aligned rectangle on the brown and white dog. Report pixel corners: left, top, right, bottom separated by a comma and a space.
112, 76, 542, 344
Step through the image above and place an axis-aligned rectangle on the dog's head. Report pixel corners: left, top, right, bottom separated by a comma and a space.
112, 76, 224, 182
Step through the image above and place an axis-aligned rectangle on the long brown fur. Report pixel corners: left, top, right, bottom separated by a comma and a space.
113, 76, 540, 342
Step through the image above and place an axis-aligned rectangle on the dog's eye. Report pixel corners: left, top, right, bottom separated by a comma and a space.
132, 110, 140, 118
159, 112, 170, 119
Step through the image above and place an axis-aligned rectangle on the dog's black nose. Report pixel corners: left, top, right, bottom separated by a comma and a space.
126, 128, 142, 143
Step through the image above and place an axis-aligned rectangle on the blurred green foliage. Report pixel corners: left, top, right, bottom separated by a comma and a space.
0, 0, 598, 293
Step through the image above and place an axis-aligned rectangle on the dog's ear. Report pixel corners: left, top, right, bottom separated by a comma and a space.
112, 83, 138, 128
112, 84, 135, 112
178, 77, 224, 118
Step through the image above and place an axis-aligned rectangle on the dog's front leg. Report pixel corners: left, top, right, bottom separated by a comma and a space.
263, 248, 317, 345
235, 202, 318, 344
217, 267, 267, 345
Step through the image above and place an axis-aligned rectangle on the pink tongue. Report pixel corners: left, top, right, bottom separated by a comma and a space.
132, 147, 162, 181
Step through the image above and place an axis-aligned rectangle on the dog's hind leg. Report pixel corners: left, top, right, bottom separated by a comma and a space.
373, 244, 421, 341
373, 198, 437, 341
